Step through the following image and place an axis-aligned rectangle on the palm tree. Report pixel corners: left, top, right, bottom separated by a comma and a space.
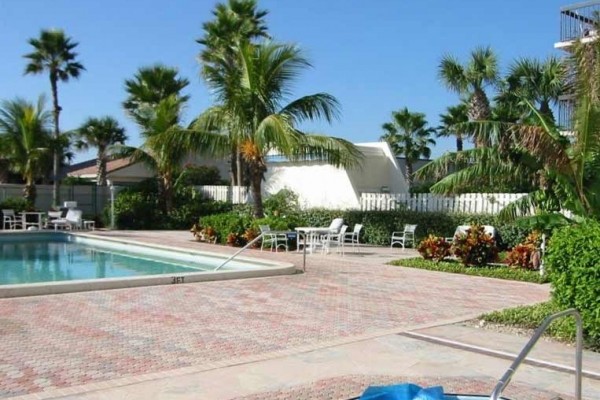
195, 42, 362, 217
123, 65, 189, 125
197, 0, 270, 186
122, 67, 204, 213
0, 96, 52, 205
439, 46, 498, 147
419, 39, 600, 221
437, 102, 469, 152
73, 117, 127, 186
498, 57, 565, 121
24, 29, 85, 207
380, 108, 436, 186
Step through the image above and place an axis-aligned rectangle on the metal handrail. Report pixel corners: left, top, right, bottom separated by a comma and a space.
213, 233, 265, 271
490, 309, 583, 400
214, 231, 307, 272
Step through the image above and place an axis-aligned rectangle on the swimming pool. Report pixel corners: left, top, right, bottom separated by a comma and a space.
0, 232, 295, 297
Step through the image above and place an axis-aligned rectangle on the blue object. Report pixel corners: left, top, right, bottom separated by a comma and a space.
360, 383, 444, 400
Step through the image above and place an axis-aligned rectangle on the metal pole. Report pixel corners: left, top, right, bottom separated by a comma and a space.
109, 183, 115, 230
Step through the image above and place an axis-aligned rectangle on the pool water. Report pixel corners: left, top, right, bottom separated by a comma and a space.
0, 239, 208, 285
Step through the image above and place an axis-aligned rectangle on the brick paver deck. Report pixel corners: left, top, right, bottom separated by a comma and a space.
0, 231, 549, 398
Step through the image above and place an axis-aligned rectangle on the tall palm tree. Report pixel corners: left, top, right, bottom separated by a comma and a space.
123, 65, 189, 126
439, 46, 498, 147
0, 96, 51, 204
195, 42, 362, 217
197, 0, 270, 186
122, 67, 204, 213
380, 108, 436, 186
73, 117, 127, 186
498, 57, 566, 122
420, 39, 600, 221
24, 29, 85, 207
437, 102, 469, 152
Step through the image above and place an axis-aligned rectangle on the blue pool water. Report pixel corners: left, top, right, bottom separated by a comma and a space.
0, 235, 210, 285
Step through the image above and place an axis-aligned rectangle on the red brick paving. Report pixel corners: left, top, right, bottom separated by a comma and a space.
0, 232, 549, 398
232, 375, 572, 400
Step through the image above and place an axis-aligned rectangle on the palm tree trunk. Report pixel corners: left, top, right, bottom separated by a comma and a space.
236, 151, 243, 188
23, 179, 36, 207
468, 88, 491, 148
230, 146, 237, 185
96, 149, 107, 186
163, 175, 173, 214
405, 162, 414, 187
50, 74, 61, 207
250, 172, 264, 218
456, 135, 463, 152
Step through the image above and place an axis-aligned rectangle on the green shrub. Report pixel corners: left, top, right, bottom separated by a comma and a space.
391, 258, 546, 283
199, 212, 253, 244
496, 224, 531, 250
0, 197, 31, 213
263, 189, 300, 217
109, 190, 162, 229
545, 220, 600, 344
452, 225, 498, 266
178, 165, 226, 186
417, 235, 451, 262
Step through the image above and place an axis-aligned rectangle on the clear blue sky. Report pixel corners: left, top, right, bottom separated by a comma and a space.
0, 0, 568, 163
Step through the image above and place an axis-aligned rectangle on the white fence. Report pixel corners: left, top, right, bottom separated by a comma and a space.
194, 185, 250, 204
0, 184, 113, 215
360, 192, 528, 214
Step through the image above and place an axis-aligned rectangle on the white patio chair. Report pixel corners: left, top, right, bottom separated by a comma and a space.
327, 218, 344, 234
322, 224, 348, 255
49, 209, 83, 231
2, 209, 22, 230
259, 225, 288, 251
390, 224, 417, 249
344, 223, 363, 252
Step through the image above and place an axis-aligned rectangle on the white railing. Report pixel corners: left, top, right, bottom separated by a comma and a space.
194, 185, 250, 204
360, 192, 528, 214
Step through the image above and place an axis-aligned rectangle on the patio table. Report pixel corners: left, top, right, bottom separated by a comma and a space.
295, 227, 333, 253
20, 212, 45, 230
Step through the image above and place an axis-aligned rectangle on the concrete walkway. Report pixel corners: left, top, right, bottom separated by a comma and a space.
1, 230, 589, 399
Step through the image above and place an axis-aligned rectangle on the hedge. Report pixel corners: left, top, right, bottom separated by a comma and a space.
545, 220, 600, 345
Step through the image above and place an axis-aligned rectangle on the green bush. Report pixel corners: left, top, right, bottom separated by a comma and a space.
0, 197, 31, 213
391, 258, 546, 283
199, 212, 253, 244
496, 224, 531, 249
545, 220, 600, 344
263, 189, 300, 217
178, 165, 226, 186
106, 180, 232, 229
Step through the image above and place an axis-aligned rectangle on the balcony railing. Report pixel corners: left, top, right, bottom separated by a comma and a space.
558, 96, 575, 131
560, 1, 600, 42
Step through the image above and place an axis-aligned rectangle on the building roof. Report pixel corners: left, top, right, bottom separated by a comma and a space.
67, 158, 134, 177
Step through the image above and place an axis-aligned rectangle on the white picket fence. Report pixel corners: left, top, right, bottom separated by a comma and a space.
194, 185, 250, 204
360, 192, 528, 215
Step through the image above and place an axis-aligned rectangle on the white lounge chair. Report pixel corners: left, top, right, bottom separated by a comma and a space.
390, 224, 417, 249
344, 223, 363, 252
322, 224, 348, 255
49, 209, 83, 231
2, 209, 22, 230
259, 225, 288, 251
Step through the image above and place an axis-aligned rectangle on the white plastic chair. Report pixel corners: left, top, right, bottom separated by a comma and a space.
390, 224, 417, 249
322, 224, 348, 255
2, 209, 22, 230
259, 225, 288, 251
327, 218, 344, 234
49, 209, 83, 230
344, 223, 363, 252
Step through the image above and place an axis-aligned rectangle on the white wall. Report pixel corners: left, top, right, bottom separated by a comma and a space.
263, 162, 360, 209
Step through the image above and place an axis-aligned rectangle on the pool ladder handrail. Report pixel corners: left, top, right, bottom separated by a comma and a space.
489, 308, 583, 400
214, 232, 307, 272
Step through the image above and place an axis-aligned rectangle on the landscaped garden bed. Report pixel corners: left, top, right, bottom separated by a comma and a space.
389, 257, 546, 283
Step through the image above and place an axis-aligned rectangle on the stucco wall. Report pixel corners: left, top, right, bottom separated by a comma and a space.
263, 162, 360, 209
